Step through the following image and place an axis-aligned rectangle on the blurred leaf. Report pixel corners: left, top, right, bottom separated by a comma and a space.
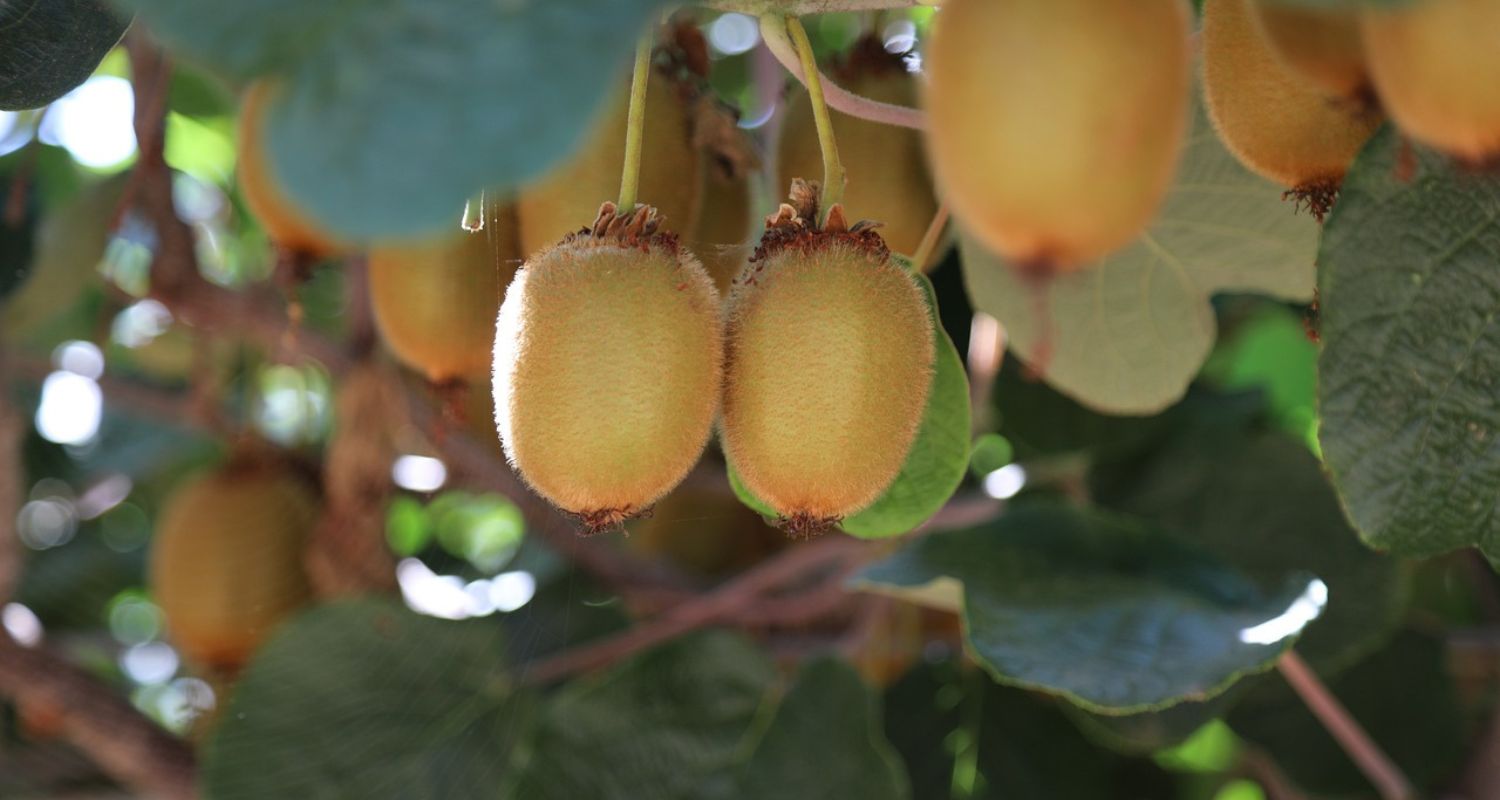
1228, 629, 1467, 798
961, 91, 1318, 414
512, 631, 776, 800
733, 659, 910, 800
499, 567, 628, 665
1091, 429, 1405, 673
3, 173, 124, 337
1201, 304, 1319, 447
1068, 692, 1244, 756
121, 0, 665, 240
1317, 126, 1500, 562
204, 600, 529, 799
856, 502, 1321, 714
163, 112, 235, 185
0, 0, 128, 110
968, 433, 1013, 479
384, 496, 430, 557
728, 266, 970, 538
0, 176, 38, 301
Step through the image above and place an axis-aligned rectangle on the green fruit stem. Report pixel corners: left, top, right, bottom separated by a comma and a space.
617, 33, 654, 211
784, 15, 846, 217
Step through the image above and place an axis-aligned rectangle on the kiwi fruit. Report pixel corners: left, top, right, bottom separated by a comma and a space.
721, 182, 934, 535
493, 203, 722, 533
236, 83, 345, 258
517, 68, 703, 257
626, 484, 785, 576
149, 456, 317, 671
1362, 0, 1500, 163
692, 169, 754, 295
1205, 0, 1382, 214
368, 202, 521, 383
1251, 2, 1371, 104
779, 34, 938, 263
923, 0, 1191, 271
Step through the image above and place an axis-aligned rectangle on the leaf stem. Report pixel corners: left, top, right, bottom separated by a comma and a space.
783, 15, 846, 216
617, 33, 653, 211
1277, 650, 1415, 800
760, 16, 926, 131
911, 201, 950, 270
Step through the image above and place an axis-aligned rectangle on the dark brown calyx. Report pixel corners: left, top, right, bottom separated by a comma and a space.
1283, 178, 1341, 223
746, 179, 889, 269
563, 202, 682, 256
575, 506, 643, 537
777, 512, 841, 540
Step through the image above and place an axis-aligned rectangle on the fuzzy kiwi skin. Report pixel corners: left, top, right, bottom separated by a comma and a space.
924, 0, 1191, 271
722, 241, 934, 523
1251, 2, 1370, 103
369, 204, 521, 383
493, 231, 722, 523
693, 171, 754, 295
237, 83, 345, 257
517, 71, 702, 255
149, 464, 317, 671
1362, 0, 1500, 162
779, 48, 937, 262
1204, 0, 1382, 190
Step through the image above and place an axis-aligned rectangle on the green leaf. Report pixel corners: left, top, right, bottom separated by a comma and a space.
968, 433, 1014, 479
512, 631, 776, 800
4, 174, 125, 337
203, 600, 529, 799
727, 268, 970, 538
961, 91, 1318, 414
1201, 303, 1320, 448
122, 0, 664, 240
1091, 429, 1404, 673
0, 0, 128, 110
1228, 629, 1466, 798
1317, 126, 1500, 561
855, 503, 1323, 714
733, 659, 911, 800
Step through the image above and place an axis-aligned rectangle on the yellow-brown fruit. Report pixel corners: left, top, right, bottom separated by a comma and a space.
722, 186, 934, 534
236, 83, 345, 258
1361, 0, 1500, 162
368, 203, 522, 382
626, 484, 786, 576
1204, 0, 1382, 196
692, 170, 754, 295
923, 0, 1191, 271
149, 460, 317, 671
1251, 2, 1371, 103
517, 69, 703, 256
779, 35, 937, 262
494, 204, 722, 532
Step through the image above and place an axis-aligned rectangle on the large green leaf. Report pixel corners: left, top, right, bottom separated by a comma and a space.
855, 502, 1323, 714
1091, 429, 1404, 673
734, 659, 910, 800
0, 0, 128, 110
727, 267, 970, 538
203, 600, 528, 799
1318, 127, 1500, 562
961, 93, 1318, 415
121, 0, 663, 240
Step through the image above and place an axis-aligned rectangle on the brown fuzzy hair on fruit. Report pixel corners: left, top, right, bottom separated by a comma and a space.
149, 455, 318, 672
236, 82, 345, 258
923, 0, 1192, 272
1251, 2, 1372, 105
368, 202, 521, 383
494, 203, 723, 534
1361, 0, 1500, 163
1204, 0, 1383, 215
517, 33, 706, 257
779, 34, 938, 263
721, 181, 934, 536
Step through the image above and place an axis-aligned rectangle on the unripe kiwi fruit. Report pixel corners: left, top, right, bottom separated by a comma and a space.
517, 68, 703, 256
722, 184, 934, 534
779, 35, 937, 262
692, 169, 754, 295
1251, 2, 1371, 104
236, 83, 345, 258
626, 484, 785, 576
149, 457, 317, 671
368, 202, 521, 383
923, 0, 1191, 271
1361, 0, 1500, 162
1204, 0, 1382, 198
494, 204, 722, 532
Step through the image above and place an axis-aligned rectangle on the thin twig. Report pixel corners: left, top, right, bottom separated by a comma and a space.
760, 15, 926, 131
910, 201, 950, 271
1277, 651, 1415, 800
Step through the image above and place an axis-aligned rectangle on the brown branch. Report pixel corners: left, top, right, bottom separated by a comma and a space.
0, 633, 198, 800
0, 352, 22, 602
1277, 651, 1415, 800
